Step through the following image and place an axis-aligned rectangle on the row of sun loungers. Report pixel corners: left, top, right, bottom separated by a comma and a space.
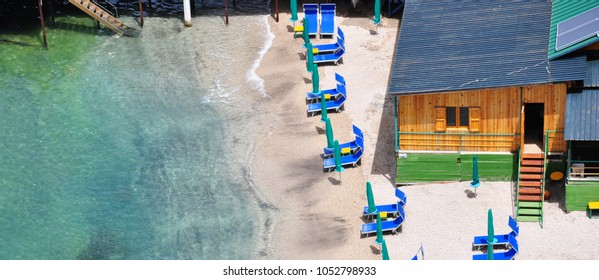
362, 188, 407, 219
313, 45, 345, 65
472, 215, 519, 250
306, 72, 346, 102
322, 132, 364, 171
311, 27, 345, 54
472, 234, 519, 260
360, 188, 408, 236
303, 3, 336, 38
307, 91, 346, 116
472, 216, 520, 260
323, 125, 363, 157
360, 208, 405, 236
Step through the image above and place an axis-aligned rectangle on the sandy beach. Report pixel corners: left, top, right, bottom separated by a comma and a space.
252, 4, 599, 260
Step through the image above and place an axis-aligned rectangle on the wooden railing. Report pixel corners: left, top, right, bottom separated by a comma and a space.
569, 160, 599, 179
397, 132, 520, 153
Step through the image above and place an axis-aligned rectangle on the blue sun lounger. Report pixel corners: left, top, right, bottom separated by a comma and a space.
472, 216, 519, 250
319, 3, 336, 38
472, 234, 519, 260
307, 92, 346, 116
323, 146, 363, 171
306, 72, 346, 101
395, 188, 407, 205
312, 35, 344, 54
323, 125, 362, 157
360, 206, 405, 236
303, 4, 319, 36
362, 188, 407, 218
313, 46, 345, 65
363, 201, 403, 219
306, 83, 346, 103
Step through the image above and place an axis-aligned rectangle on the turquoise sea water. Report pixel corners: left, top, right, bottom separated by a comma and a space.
0, 10, 272, 259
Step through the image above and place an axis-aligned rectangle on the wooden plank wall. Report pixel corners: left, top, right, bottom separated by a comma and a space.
398, 83, 567, 152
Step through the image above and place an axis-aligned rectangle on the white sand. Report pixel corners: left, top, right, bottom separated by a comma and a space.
253, 8, 599, 260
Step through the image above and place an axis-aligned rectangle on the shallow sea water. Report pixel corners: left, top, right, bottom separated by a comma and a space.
0, 2, 273, 259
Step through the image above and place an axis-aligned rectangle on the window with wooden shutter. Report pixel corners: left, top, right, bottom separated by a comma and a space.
435, 107, 446, 132
469, 107, 480, 132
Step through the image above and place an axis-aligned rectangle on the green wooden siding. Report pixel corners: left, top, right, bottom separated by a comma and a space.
395, 153, 517, 185
565, 181, 599, 211
548, 0, 599, 60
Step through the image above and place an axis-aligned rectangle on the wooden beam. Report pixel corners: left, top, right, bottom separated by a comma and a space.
38, 0, 48, 49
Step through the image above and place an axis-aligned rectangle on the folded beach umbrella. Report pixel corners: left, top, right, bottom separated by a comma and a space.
302, 17, 310, 47
320, 88, 328, 122
306, 42, 314, 72
381, 238, 390, 260
470, 155, 480, 197
375, 212, 383, 245
325, 117, 334, 149
290, 0, 298, 23
333, 140, 344, 173
312, 63, 319, 94
366, 182, 377, 215
487, 209, 495, 260
373, 0, 382, 25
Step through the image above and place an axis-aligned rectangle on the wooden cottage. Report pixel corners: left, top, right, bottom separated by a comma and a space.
387, 0, 596, 224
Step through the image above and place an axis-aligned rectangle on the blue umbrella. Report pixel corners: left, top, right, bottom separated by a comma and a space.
325, 117, 334, 149
375, 212, 383, 245
381, 238, 390, 260
333, 140, 344, 173
366, 182, 377, 215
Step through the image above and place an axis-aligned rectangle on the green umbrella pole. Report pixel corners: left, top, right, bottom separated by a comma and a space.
375, 212, 383, 245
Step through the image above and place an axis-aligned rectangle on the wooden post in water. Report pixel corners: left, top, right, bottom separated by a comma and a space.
225, 0, 229, 25
38, 0, 48, 49
138, 0, 144, 28
183, 0, 192, 27
275, 0, 279, 22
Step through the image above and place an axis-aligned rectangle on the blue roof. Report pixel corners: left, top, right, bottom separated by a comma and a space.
387, 0, 587, 96
565, 60, 599, 141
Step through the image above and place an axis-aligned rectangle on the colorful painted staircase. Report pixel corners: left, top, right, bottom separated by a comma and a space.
516, 153, 545, 223
69, 0, 136, 36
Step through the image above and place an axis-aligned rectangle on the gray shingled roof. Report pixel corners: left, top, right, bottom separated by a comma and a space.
387, 0, 587, 96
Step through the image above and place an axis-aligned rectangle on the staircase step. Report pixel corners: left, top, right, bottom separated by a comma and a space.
522, 153, 545, 159
520, 166, 543, 173
517, 215, 541, 222
518, 195, 542, 202
519, 187, 542, 195
518, 208, 542, 215
521, 159, 544, 166
519, 201, 543, 208
523, 153, 544, 159
520, 173, 543, 180
519, 180, 542, 187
